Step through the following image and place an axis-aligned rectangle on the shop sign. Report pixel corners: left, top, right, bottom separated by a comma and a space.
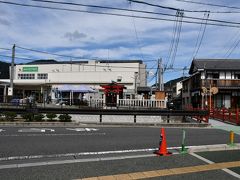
23, 66, 38, 72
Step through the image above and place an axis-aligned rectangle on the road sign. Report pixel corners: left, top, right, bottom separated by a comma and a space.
66, 128, 98, 132
18, 128, 55, 133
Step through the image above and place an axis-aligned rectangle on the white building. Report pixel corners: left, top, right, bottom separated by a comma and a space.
7, 59, 147, 103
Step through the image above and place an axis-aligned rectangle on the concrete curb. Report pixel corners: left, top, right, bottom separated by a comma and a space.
0, 122, 210, 128
186, 143, 240, 153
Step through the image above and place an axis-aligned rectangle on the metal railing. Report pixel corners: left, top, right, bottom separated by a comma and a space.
89, 99, 166, 109
118, 99, 166, 108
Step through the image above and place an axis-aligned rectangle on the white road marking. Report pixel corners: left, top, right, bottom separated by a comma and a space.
0, 154, 155, 170
191, 152, 240, 179
0, 148, 158, 161
66, 128, 98, 132
0, 133, 106, 137
18, 128, 55, 133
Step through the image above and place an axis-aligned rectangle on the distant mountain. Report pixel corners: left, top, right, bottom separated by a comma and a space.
0, 61, 10, 79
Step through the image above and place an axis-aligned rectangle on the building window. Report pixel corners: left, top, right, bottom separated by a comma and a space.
18, 73, 35, 79
234, 72, 240, 79
213, 73, 219, 79
37, 73, 48, 79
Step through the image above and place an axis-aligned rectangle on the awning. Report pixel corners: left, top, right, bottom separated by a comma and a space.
57, 85, 95, 93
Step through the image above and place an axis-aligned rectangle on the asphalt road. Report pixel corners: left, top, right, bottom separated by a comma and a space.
0, 126, 240, 179
0, 126, 238, 158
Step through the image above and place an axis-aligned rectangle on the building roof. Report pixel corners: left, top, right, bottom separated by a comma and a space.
23, 59, 143, 65
189, 59, 240, 74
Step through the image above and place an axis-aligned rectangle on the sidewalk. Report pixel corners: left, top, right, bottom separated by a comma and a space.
210, 118, 240, 135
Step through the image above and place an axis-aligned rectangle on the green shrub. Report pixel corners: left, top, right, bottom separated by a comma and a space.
21, 113, 34, 122
3, 112, 17, 121
58, 114, 72, 122
46, 113, 57, 121
34, 114, 45, 122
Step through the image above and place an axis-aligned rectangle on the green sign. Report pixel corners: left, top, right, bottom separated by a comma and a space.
23, 67, 38, 72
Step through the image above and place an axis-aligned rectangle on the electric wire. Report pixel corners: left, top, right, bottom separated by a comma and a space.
15, 45, 156, 62
165, 13, 178, 70
223, 30, 240, 58
129, 1, 144, 61
32, 0, 240, 25
0, 1, 240, 28
193, 12, 209, 58
128, 0, 206, 13
169, 10, 184, 68
175, 0, 240, 10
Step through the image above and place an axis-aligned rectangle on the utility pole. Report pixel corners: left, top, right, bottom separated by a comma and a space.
9, 44, 15, 98
158, 58, 164, 91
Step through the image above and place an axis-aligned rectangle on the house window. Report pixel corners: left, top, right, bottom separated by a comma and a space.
212, 72, 219, 79
18, 73, 35, 79
234, 72, 240, 79
37, 73, 48, 79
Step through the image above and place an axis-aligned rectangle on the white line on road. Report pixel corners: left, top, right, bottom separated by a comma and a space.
0, 148, 158, 161
0, 133, 106, 137
66, 128, 98, 132
18, 128, 55, 133
191, 152, 240, 179
0, 144, 238, 162
0, 154, 155, 170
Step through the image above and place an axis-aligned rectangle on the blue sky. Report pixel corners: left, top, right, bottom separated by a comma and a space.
0, 0, 240, 84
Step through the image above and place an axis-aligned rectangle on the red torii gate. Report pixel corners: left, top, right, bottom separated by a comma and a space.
101, 82, 125, 106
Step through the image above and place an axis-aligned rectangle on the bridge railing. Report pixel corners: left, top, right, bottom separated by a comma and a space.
210, 108, 240, 125
118, 99, 166, 108
88, 99, 166, 109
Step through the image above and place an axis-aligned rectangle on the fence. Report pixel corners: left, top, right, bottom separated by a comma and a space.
210, 108, 240, 125
89, 99, 166, 109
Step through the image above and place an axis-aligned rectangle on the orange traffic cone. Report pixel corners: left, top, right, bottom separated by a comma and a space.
154, 128, 172, 156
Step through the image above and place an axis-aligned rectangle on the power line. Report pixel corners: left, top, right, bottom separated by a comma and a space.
129, 1, 144, 61
0, 54, 159, 69
32, 0, 240, 25
1, 1, 240, 28
15, 45, 85, 59
0, 47, 11, 51
128, 0, 206, 13
175, 0, 240, 10
225, 38, 240, 58
165, 13, 178, 70
169, 10, 184, 68
16, 45, 156, 62
223, 30, 240, 58
192, 12, 209, 58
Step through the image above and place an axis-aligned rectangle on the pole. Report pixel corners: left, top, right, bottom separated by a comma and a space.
209, 84, 212, 111
158, 58, 164, 91
9, 44, 15, 99
181, 130, 187, 153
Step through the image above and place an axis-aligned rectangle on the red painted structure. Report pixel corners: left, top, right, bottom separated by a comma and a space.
101, 82, 125, 106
